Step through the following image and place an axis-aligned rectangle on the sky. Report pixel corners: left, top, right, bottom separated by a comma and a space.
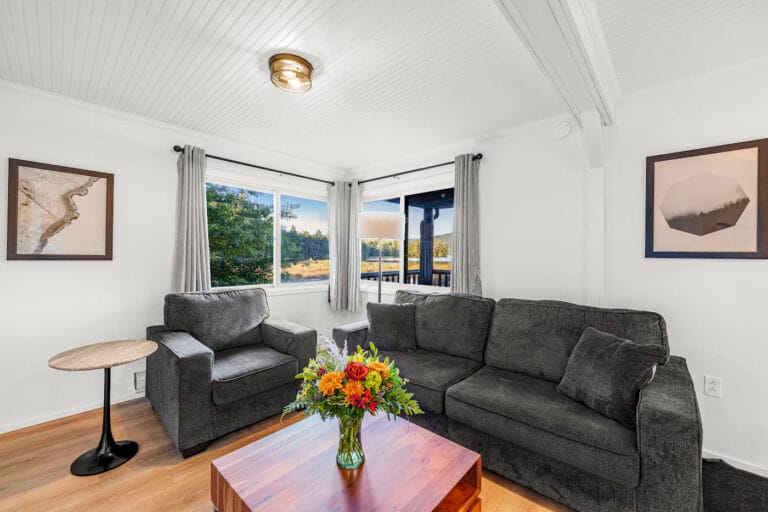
282, 195, 328, 234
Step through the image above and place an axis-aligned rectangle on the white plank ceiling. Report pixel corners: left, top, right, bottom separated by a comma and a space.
595, 0, 768, 94
0, 0, 566, 169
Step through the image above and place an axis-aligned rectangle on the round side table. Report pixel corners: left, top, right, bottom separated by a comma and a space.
49, 339, 157, 476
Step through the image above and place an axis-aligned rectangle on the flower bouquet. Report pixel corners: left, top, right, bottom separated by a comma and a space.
283, 337, 423, 469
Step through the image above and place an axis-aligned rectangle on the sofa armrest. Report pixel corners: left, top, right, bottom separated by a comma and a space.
332, 321, 369, 352
146, 328, 214, 452
636, 356, 703, 511
261, 318, 316, 372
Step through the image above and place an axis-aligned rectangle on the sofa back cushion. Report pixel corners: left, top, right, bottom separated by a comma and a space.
394, 290, 495, 362
164, 288, 270, 351
367, 302, 418, 351
485, 299, 668, 382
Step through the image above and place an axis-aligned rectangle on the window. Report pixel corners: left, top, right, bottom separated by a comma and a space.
361, 198, 401, 283
360, 188, 454, 288
206, 183, 274, 287
206, 182, 329, 287
405, 188, 453, 287
281, 195, 330, 283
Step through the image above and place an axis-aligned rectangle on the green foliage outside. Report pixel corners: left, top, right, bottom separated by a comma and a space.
207, 184, 275, 287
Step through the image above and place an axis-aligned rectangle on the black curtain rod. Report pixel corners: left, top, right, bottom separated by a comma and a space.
172, 145, 335, 186
357, 153, 483, 185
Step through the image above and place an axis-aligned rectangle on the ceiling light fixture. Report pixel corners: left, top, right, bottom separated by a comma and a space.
269, 53, 313, 93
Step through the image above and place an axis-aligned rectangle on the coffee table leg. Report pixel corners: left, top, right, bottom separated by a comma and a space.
70, 368, 139, 476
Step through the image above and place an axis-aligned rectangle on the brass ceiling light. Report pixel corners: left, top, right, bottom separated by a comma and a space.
269, 53, 313, 93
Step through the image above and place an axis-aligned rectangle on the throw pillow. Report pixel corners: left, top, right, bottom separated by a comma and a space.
366, 302, 417, 352
557, 327, 668, 428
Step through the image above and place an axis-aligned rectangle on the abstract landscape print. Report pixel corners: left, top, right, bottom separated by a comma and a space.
7, 159, 113, 260
646, 138, 768, 259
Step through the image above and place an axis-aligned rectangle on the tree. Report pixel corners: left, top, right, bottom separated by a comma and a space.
206, 184, 275, 286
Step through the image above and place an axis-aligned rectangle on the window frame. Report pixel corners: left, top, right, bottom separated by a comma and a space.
361, 172, 455, 291
205, 169, 329, 291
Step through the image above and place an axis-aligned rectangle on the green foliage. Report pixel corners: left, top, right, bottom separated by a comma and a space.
282, 342, 423, 423
206, 184, 274, 287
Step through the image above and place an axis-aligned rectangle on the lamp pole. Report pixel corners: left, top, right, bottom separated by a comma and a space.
377, 238, 383, 303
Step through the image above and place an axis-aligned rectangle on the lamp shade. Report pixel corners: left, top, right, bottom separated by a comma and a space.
358, 212, 404, 240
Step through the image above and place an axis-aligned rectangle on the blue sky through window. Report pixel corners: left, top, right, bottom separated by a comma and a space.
281, 195, 328, 234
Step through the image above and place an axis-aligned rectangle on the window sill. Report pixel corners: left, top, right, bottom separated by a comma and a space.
359, 280, 451, 297
212, 283, 328, 297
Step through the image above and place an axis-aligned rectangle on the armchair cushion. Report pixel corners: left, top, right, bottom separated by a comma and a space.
164, 288, 270, 351
212, 345, 298, 406
367, 302, 417, 351
558, 327, 668, 428
446, 365, 640, 487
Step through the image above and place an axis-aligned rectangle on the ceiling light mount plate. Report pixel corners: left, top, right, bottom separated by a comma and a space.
269, 53, 313, 93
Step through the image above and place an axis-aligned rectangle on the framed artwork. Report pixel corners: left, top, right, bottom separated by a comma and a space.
645, 138, 768, 259
7, 159, 114, 260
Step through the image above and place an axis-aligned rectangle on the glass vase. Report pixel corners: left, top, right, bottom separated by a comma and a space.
336, 416, 365, 469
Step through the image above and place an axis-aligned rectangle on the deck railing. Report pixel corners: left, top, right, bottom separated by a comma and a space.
360, 269, 450, 287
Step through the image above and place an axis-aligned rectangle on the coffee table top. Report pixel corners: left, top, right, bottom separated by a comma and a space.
49, 339, 157, 371
211, 413, 481, 511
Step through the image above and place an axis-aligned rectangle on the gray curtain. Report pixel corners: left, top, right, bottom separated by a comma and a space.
329, 181, 362, 311
451, 153, 482, 295
172, 145, 211, 292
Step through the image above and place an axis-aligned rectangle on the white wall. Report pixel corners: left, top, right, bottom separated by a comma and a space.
354, 117, 588, 304
604, 62, 768, 474
0, 82, 354, 433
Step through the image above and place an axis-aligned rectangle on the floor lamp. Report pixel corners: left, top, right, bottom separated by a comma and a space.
358, 211, 405, 303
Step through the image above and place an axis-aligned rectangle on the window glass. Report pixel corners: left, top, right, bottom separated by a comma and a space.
404, 188, 453, 287
206, 183, 274, 287
361, 198, 401, 283
280, 195, 330, 283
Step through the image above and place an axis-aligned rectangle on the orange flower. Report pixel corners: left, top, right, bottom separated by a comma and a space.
318, 371, 344, 396
343, 380, 364, 397
368, 361, 390, 379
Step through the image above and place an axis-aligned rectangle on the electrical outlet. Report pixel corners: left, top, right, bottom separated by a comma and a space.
134, 371, 146, 392
704, 375, 722, 398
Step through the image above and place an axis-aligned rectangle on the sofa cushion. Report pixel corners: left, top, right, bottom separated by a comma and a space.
380, 349, 482, 414
558, 327, 668, 428
367, 302, 417, 351
212, 345, 297, 406
485, 299, 668, 382
394, 290, 495, 363
445, 366, 640, 487
165, 288, 270, 351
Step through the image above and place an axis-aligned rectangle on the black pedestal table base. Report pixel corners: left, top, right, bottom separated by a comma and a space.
70, 367, 139, 476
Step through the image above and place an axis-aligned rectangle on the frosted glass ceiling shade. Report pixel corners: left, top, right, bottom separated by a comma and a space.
358, 212, 404, 240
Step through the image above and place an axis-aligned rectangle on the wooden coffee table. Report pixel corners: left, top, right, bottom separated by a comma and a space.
211, 414, 481, 511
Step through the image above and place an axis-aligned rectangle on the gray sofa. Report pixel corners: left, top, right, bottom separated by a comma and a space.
146, 288, 316, 457
333, 291, 703, 512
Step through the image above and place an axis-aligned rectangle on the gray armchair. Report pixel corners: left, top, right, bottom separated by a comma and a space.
146, 288, 315, 457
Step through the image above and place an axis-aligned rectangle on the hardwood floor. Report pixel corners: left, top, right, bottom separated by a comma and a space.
0, 399, 570, 511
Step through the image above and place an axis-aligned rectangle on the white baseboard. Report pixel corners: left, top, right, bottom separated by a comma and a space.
703, 449, 768, 478
0, 391, 144, 435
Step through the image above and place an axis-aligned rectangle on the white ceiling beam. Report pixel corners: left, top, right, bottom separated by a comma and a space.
493, 0, 620, 127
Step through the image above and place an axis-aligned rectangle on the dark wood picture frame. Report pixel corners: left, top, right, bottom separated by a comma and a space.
645, 137, 768, 259
7, 159, 114, 260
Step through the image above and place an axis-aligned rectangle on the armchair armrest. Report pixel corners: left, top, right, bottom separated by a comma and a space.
261, 318, 316, 372
332, 321, 369, 352
146, 327, 214, 452
636, 356, 703, 511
